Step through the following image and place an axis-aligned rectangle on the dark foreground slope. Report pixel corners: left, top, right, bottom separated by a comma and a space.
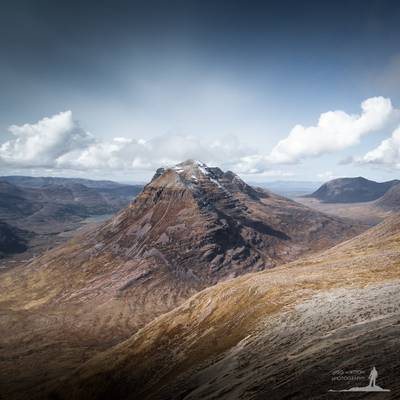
308, 176, 399, 203
59, 214, 400, 400
0, 161, 364, 399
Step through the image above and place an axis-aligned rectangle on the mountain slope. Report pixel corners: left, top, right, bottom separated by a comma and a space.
375, 182, 400, 211
60, 214, 400, 400
0, 161, 365, 399
0, 221, 31, 257
307, 177, 400, 203
0, 181, 41, 221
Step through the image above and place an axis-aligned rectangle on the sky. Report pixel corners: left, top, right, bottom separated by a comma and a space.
1, 0, 400, 183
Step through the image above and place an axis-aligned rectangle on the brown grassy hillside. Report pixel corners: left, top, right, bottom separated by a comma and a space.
58, 215, 400, 400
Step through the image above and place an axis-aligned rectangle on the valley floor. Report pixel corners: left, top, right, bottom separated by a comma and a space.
295, 197, 390, 226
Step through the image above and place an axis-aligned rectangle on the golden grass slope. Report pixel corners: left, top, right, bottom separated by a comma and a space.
59, 215, 400, 400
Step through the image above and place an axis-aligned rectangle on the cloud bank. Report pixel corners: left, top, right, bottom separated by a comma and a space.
267, 97, 397, 164
0, 111, 262, 175
1, 97, 399, 178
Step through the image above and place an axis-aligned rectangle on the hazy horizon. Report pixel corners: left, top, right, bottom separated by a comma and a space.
2, 165, 399, 186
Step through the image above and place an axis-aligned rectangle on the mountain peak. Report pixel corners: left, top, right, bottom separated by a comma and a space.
149, 160, 225, 188
102, 160, 362, 288
176, 159, 206, 167
146, 160, 268, 205
171, 159, 216, 177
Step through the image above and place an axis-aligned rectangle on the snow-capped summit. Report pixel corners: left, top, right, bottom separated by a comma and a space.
148, 159, 253, 197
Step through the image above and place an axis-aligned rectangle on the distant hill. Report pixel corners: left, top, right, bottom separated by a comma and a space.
1, 175, 135, 189
0, 176, 143, 209
0, 179, 143, 225
307, 177, 400, 203
375, 183, 400, 211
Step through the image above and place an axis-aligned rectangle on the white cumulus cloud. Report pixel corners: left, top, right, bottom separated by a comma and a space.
0, 111, 95, 168
355, 125, 400, 168
267, 97, 397, 164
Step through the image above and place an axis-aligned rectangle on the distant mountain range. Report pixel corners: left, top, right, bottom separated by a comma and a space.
307, 177, 400, 203
0, 176, 143, 262
1, 175, 138, 189
0, 175, 143, 210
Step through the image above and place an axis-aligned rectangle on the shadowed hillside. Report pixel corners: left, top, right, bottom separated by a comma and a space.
0, 221, 31, 257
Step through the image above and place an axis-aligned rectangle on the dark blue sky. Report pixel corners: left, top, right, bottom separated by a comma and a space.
1, 0, 400, 181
